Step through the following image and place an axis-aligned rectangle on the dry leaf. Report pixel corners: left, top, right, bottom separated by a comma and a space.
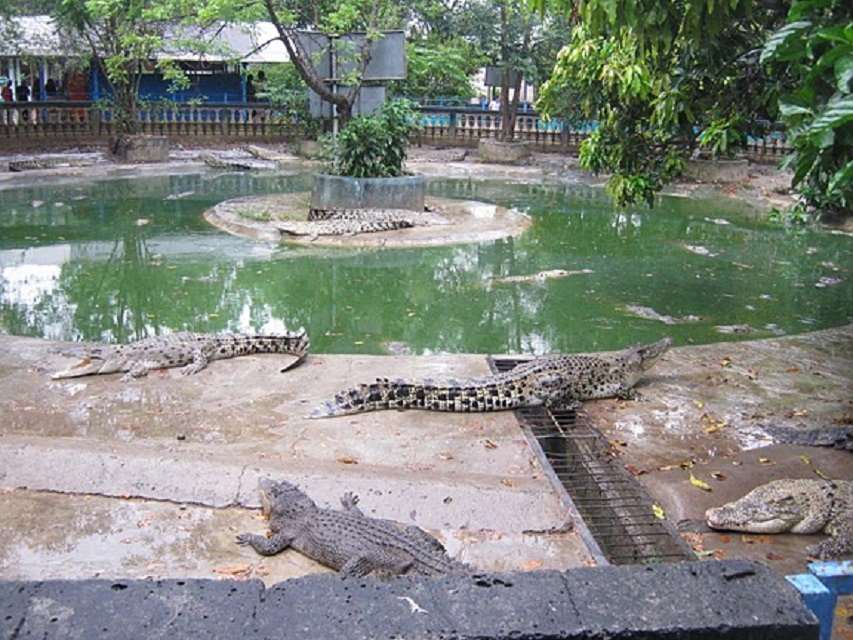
500, 478, 515, 487
693, 400, 704, 409
695, 549, 717, 559
483, 439, 498, 449
652, 504, 666, 520
336, 456, 359, 465
609, 439, 628, 447
758, 457, 774, 465
765, 552, 784, 561
521, 559, 544, 571
710, 472, 727, 481
353, 340, 364, 345
785, 367, 800, 373
720, 357, 733, 368
438, 453, 454, 461
213, 563, 253, 578
689, 473, 712, 492
625, 464, 647, 476
800, 454, 812, 465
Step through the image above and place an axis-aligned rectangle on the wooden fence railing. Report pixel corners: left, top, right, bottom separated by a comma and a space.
0, 101, 293, 141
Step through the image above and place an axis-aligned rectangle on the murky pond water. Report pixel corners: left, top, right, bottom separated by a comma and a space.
1, 171, 851, 354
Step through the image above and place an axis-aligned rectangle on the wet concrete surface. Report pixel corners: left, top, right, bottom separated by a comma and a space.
585, 325, 853, 575
0, 335, 591, 583
0, 328, 850, 586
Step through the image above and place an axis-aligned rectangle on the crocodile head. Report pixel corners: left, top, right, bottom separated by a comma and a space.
705, 479, 831, 534
632, 336, 673, 370
258, 478, 317, 521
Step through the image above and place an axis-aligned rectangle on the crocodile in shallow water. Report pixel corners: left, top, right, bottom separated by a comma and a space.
706, 479, 853, 559
51, 330, 309, 381
310, 337, 672, 418
236, 479, 469, 576
277, 208, 447, 237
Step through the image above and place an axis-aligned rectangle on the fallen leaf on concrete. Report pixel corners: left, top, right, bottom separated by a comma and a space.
483, 439, 498, 449
695, 549, 717, 559
710, 472, 727, 481
701, 413, 728, 434
719, 535, 731, 543
652, 504, 666, 520
689, 473, 712, 492
800, 455, 812, 465
336, 456, 359, 464
438, 452, 455, 461
785, 367, 800, 373
213, 564, 253, 578
500, 478, 515, 487
521, 560, 544, 571
693, 400, 704, 409
609, 439, 628, 447
720, 357, 733, 368
625, 464, 647, 476
765, 552, 784, 561
758, 457, 774, 465
741, 535, 772, 545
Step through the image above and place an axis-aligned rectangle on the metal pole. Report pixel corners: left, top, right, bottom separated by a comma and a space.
330, 35, 338, 137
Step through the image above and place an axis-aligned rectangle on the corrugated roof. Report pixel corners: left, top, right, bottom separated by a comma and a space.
0, 16, 290, 63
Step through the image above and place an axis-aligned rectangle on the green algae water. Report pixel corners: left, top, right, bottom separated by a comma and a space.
1, 171, 851, 354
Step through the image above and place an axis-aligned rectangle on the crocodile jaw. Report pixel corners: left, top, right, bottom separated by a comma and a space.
705, 505, 797, 534
636, 337, 672, 371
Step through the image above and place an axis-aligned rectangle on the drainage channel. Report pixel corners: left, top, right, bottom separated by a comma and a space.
488, 356, 695, 566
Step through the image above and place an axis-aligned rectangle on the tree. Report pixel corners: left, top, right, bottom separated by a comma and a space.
452, 0, 569, 140
56, 0, 190, 137
393, 39, 484, 100
199, 0, 404, 125
536, 0, 784, 206
761, 0, 852, 218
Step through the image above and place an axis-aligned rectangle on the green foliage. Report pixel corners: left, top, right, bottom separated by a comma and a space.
761, 0, 853, 216
537, 2, 782, 207
393, 39, 485, 99
326, 99, 419, 177
254, 63, 321, 138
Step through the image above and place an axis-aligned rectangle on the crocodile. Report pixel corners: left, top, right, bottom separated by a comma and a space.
277, 208, 448, 237
201, 153, 254, 171
236, 479, 469, 577
310, 337, 672, 418
706, 479, 853, 559
762, 424, 853, 451
51, 329, 309, 381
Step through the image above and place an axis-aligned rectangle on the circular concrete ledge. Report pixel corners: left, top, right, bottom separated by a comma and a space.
203, 193, 532, 248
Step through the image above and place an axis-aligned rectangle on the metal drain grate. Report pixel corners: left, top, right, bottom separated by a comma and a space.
489, 357, 695, 565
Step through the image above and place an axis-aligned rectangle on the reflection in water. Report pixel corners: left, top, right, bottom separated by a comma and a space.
1, 172, 852, 354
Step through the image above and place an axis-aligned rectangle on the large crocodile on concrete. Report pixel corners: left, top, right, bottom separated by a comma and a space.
706, 479, 853, 559
51, 330, 309, 381
276, 208, 448, 237
310, 337, 672, 418
236, 479, 469, 577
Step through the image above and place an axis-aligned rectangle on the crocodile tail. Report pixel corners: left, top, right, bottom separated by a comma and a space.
276, 328, 310, 372
309, 378, 406, 418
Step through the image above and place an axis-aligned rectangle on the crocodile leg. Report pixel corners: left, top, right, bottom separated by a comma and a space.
340, 492, 364, 516
180, 348, 209, 376
340, 555, 377, 577
341, 553, 412, 577
235, 532, 293, 556
121, 360, 157, 382
807, 519, 853, 559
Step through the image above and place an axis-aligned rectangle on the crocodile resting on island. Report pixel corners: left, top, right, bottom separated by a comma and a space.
276, 207, 448, 237
310, 337, 672, 418
706, 479, 853, 559
237, 479, 469, 577
51, 330, 309, 381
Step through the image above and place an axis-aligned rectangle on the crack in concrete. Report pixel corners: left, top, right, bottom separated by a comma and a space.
231, 464, 250, 508
9, 486, 260, 513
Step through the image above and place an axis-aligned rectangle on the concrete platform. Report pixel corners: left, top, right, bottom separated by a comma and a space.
0, 327, 851, 586
0, 335, 590, 583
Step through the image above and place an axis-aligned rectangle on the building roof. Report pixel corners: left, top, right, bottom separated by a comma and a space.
0, 16, 290, 63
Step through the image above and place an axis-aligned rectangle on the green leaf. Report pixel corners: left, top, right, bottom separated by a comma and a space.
760, 20, 811, 64
778, 101, 813, 117
835, 55, 853, 93
809, 95, 853, 133
827, 160, 853, 196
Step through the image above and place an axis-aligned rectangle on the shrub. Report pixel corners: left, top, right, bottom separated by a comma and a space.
326, 99, 419, 178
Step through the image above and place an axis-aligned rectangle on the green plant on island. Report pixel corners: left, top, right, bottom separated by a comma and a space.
323, 98, 420, 178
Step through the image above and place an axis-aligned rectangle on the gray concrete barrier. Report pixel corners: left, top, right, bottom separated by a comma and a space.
0, 560, 817, 639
